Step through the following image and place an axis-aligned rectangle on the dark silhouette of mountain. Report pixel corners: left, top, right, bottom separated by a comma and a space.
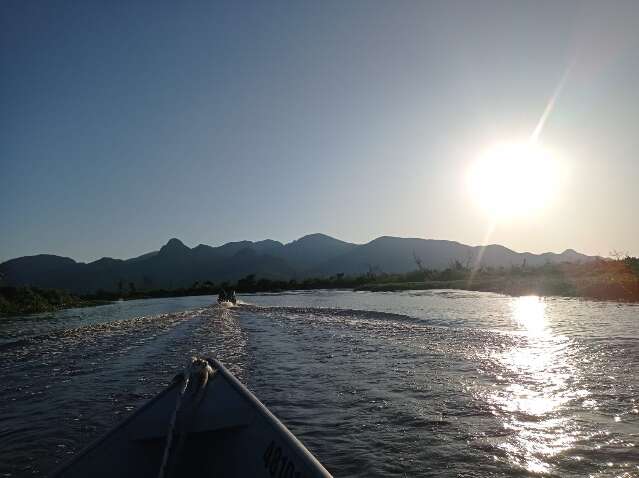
126, 250, 159, 262
313, 237, 595, 276
312, 237, 471, 275
0, 235, 597, 293
271, 233, 356, 271
0, 255, 77, 289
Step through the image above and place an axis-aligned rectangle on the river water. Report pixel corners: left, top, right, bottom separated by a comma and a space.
0, 290, 637, 477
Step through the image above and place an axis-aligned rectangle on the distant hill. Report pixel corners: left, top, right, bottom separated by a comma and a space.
0, 235, 598, 293
311, 237, 594, 275
271, 233, 357, 271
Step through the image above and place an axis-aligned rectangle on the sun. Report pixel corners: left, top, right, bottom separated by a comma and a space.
467, 141, 563, 219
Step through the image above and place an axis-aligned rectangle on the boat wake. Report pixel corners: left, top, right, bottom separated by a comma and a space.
0, 305, 248, 477
2, 292, 638, 477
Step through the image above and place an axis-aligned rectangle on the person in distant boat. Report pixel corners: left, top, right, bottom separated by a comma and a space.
229, 290, 237, 304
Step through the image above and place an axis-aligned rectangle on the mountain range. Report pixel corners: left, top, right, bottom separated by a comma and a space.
0, 234, 596, 293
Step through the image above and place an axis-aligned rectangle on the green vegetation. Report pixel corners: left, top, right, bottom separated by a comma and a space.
92, 256, 639, 302
86, 274, 371, 302
0, 287, 109, 316
358, 256, 639, 301
3, 256, 637, 316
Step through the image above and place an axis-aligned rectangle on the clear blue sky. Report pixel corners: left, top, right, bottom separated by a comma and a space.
2, 1, 638, 263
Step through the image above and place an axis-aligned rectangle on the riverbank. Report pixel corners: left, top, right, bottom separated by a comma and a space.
3, 257, 637, 314
0, 287, 110, 316
357, 259, 639, 302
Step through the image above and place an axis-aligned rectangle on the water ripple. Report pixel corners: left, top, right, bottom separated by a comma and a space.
1, 292, 638, 477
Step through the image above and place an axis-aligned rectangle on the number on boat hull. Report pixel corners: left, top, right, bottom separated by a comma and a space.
263, 440, 305, 478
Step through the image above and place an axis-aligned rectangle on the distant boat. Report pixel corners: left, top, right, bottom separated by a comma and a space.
217, 289, 237, 305
51, 358, 331, 477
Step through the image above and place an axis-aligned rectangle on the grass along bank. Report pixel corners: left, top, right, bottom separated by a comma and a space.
357, 256, 639, 302
0, 287, 109, 316
3, 256, 638, 315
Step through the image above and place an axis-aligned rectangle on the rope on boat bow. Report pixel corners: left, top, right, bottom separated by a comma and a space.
157, 357, 215, 478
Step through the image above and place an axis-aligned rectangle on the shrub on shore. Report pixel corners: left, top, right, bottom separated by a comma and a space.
357, 256, 639, 301
0, 286, 104, 316
4, 256, 638, 315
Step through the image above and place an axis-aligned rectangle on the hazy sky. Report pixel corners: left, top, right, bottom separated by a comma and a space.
2, 1, 638, 263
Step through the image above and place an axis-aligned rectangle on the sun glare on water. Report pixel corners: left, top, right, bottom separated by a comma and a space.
468, 142, 563, 219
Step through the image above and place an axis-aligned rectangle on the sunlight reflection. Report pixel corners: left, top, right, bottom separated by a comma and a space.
512, 295, 546, 335
503, 384, 562, 415
484, 296, 580, 474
